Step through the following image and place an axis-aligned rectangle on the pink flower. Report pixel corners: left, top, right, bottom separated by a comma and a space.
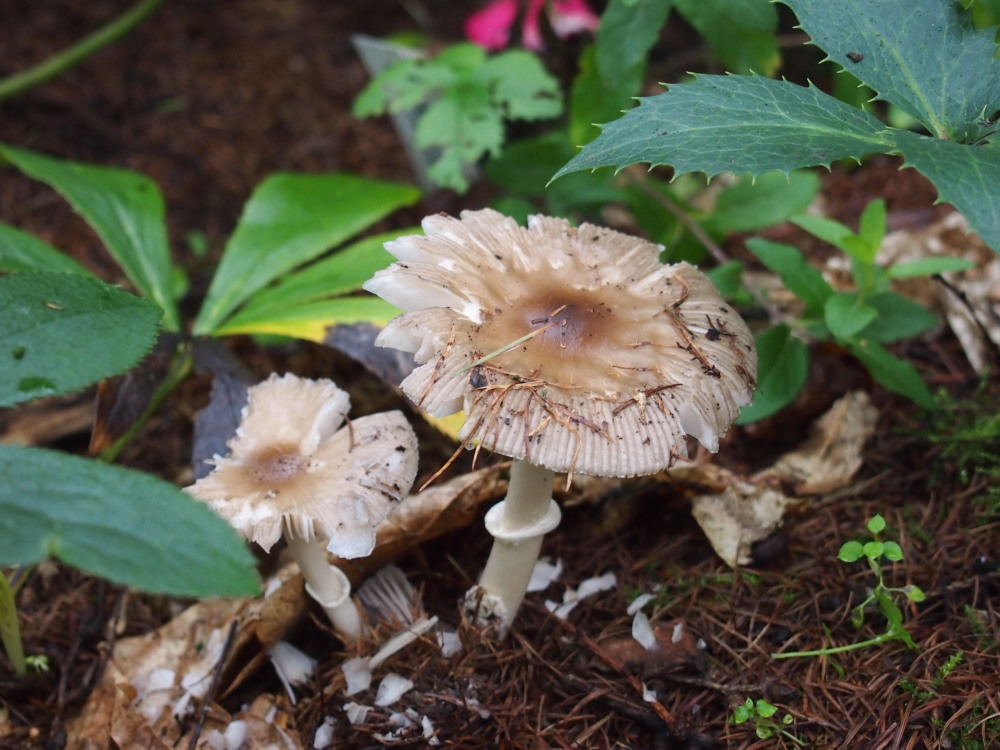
465, 0, 600, 52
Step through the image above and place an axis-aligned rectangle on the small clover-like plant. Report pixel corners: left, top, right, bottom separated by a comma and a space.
731, 698, 806, 746
354, 42, 562, 192
737, 199, 974, 422
775, 514, 926, 659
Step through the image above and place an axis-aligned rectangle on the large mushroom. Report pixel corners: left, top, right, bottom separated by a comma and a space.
186, 373, 418, 642
364, 209, 756, 634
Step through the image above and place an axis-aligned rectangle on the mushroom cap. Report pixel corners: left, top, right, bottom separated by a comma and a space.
364, 209, 757, 478
186, 373, 419, 558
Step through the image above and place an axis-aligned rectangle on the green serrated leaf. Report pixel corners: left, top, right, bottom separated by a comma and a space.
0, 144, 179, 331
745, 238, 833, 316
735, 324, 809, 423
0, 273, 160, 407
0, 223, 92, 275
825, 293, 878, 339
708, 170, 821, 233
886, 256, 976, 278
0, 445, 259, 598
554, 75, 896, 180
476, 51, 562, 120
193, 174, 419, 335
779, 0, 1000, 141
846, 338, 937, 409
674, 0, 779, 74
863, 292, 938, 343
893, 131, 1000, 253
839, 540, 865, 562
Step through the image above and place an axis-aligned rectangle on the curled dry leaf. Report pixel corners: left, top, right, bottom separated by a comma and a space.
878, 211, 1000, 372
65, 565, 307, 749
678, 391, 877, 566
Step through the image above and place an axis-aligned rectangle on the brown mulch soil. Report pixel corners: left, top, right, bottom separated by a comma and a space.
2, 2, 999, 749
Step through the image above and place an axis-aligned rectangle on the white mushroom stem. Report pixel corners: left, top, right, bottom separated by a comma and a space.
470, 460, 561, 636
284, 531, 363, 643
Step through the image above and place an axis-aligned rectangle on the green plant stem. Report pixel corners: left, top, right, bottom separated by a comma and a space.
0, 0, 166, 102
99, 341, 193, 464
0, 571, 26, 676
772, 631, 895, 659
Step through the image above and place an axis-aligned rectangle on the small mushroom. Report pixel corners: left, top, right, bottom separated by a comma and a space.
365, 209, 756, 635
186, 373, 418, 642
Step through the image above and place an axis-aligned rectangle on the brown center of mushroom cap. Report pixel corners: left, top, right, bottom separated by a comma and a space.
247, 445, 308, 484
475, 284, 640, 388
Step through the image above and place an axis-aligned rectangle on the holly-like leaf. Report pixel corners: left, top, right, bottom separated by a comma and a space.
0, 223, 91, 275
674, 0, 779, 75
193, 173, 419, 335
554, 74, 896, 180
0, 273, 161, 407
0, 445, 259, 598
779, 0, 1000, 142
0, 144, 179, 331
736, 323, 809, 424
893, 132, 1000, 252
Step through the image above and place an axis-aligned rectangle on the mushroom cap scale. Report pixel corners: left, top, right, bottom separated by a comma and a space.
186, 373, 419, 559
365, 209, 757, 478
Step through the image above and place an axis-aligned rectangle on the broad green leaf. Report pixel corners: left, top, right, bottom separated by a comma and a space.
553, 75, 896, 180
862, 292, 938, 343
0, 445, 258, 598
790, 214, 855, 253
596, 0, 672, 89
0, 273, 160, 407
194, 173, 420, 335
569, 45, 639, 146
779, 0, 1000, 141
238, 230, 409, 310
856, 199, 886, 263
0, 144, 179, 331
674, 0, 779, 75
705, 261, 745, 299
893, 132, 1000, 253
825, 293, 878, 339
745, 238, 833, 316
476, 51, 563, 120
883, 541, 904, 561
846, 338, 937, 409
486, 132, 577, 195
707, 170, 821, 233
735, 324, 809, 423
838, 540, 865, 562
215, 230, 413, 341
868, 513, 886, 534
215, 296, 399, 342
887, 256, 976, 278
0, 223, 91, 275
